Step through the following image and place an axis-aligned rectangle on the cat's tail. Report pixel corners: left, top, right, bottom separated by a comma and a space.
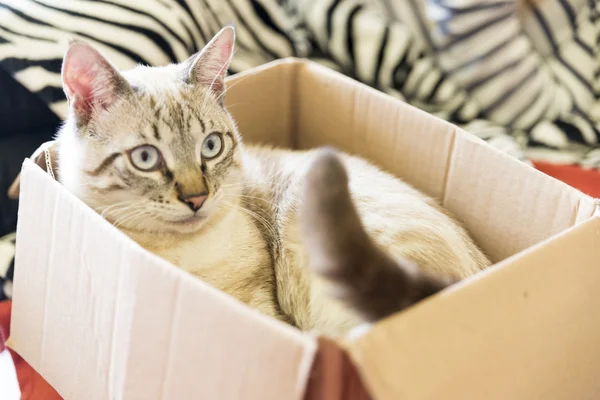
300, 148, 456, 323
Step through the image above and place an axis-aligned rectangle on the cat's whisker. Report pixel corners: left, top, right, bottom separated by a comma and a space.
220, 200, 270, 227
113, 208, 152, 229
109, 209, 139, 227
101, 206, 128, 219
220, 182, 273, 190
109, 204, 145, 222
201, 52, 232, 112
121, 209, 155, 230
98, 205, 129, 218
214, 73, 254, 104
236, 209, 277, 239
220, 200, 277, 238
220, 174, 283, 189
236, 194, 270, 202
225, 194, 279, 210
107, 207, 147, 224
96, 201, 139, 218
222, 102, 250, 110
222, 173, 283, 185
95, 199, 137, 211
200, 62, 253, 112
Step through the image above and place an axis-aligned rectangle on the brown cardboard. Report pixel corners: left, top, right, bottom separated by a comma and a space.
347, 217, 600, 400
294, 61, 455, 200
11, 59, 600, 399
12, 159, 316, 400
443, 130, 598, 262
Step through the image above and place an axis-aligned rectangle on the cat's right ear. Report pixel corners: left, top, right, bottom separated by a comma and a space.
62, 41, 130, 124
185, 26, 235, 101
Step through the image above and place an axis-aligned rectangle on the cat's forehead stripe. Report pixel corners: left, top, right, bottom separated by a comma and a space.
157, 96, 199, 142
93, 183, 127, 194
85, 153, 122, 177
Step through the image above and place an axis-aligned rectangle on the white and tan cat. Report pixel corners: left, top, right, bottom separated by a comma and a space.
20, 27, 490, 337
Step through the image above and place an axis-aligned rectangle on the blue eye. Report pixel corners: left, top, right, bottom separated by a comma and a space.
201, 132, 223, 159
129, 145, 162, 171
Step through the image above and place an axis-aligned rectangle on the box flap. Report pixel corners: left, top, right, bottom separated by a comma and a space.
289, 61, 594, 262
444, 129, 595, 262
225, 58, 300, 148
294, 61, 455, 200
11, 160, 316, 400
347, 216, 600, 400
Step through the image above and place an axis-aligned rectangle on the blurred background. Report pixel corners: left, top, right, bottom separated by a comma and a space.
0, 1, 598, 397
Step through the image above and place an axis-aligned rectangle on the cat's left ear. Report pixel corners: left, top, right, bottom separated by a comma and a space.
62, 41, 131, 124
186, 26, 235, 101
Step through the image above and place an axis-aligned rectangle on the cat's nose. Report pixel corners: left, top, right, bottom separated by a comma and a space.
179, 193, 208, 212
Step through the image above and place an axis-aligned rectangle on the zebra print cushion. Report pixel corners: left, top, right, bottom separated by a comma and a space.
301, 0, 599, 166
0, 0, 311, 120
0, 0, 597, 165
0, 0, 598, 299
0, 233, 15, 301
379, 0, 600, 166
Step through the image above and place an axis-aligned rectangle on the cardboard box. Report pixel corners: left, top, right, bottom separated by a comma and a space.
10, 59, 600, 400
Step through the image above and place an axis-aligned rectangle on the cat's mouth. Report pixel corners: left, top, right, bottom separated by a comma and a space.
165, 214, 206, 226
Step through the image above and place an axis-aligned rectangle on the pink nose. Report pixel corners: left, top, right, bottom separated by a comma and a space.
180, 194, 207, 212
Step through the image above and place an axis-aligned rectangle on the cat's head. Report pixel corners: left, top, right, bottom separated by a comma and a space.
57, 27, 244, 234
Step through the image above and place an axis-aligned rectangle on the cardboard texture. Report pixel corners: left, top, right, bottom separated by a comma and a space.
347, 218, 600, 400
12, 159, 316, 400
11, 59, 600, 399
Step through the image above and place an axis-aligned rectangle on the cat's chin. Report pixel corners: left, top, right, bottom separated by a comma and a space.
114, 213, 210, 236
157, 214, 207, 233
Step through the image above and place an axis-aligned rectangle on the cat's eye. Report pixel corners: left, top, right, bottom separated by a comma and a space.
201, 132, 223, 160
128, 145, 162, 171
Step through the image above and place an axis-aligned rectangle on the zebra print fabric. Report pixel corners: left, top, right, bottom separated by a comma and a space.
0, 0, 598, 166
301, 0, 599, 166
0, 0, 311, 119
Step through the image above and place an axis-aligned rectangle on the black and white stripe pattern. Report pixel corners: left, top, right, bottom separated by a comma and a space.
375, 0, 600, 166
0, 0, 311, 119
299, 0, 531, 162
0, 0, 597, 167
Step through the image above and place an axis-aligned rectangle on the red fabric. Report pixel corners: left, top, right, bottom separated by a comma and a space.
0, 164, 596, 400
0, 301, 62, 400
533, 162, 600, 198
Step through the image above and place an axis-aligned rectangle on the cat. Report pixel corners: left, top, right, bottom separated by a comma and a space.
12, 26, 491, 337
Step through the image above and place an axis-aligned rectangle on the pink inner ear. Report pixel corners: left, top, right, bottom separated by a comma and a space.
63, 43, 118, 115
192, 27, 235, 92
215, 31, 234, 67
65, 68, 94, 103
